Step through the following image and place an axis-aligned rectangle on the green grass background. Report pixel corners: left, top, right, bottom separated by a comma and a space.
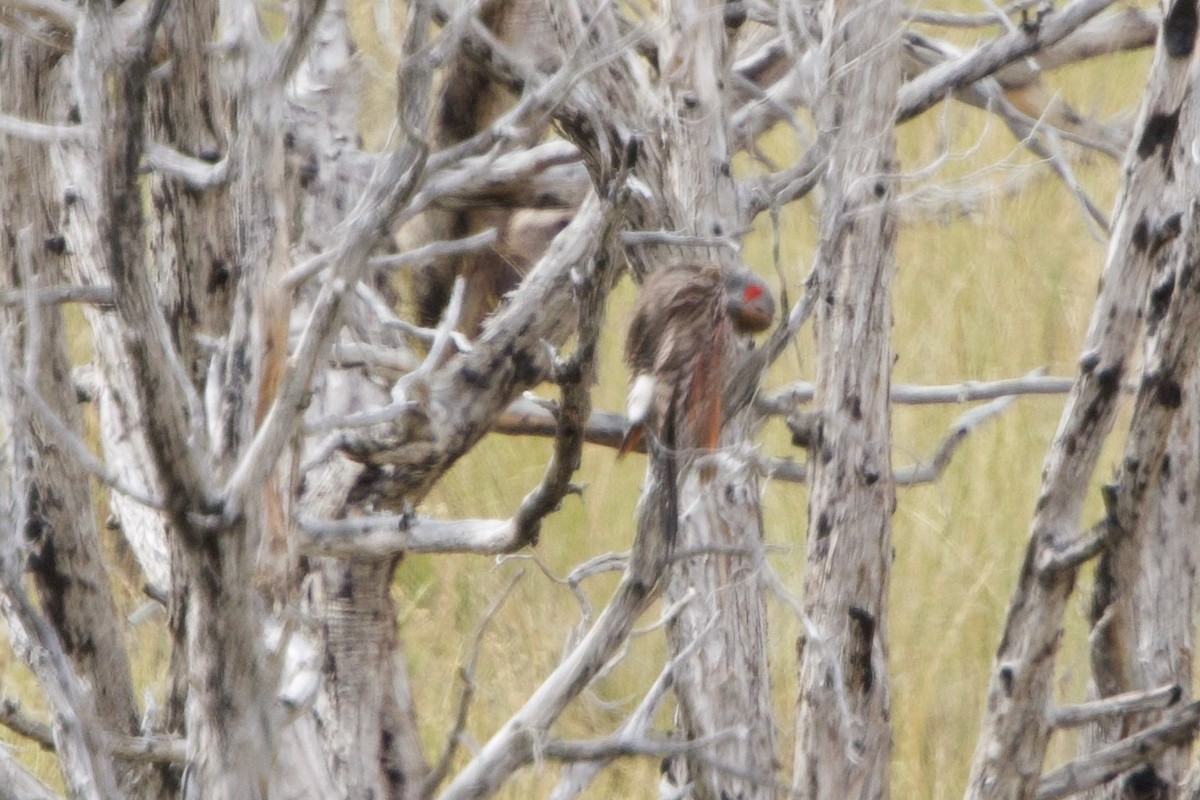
0, 4, 1154, 797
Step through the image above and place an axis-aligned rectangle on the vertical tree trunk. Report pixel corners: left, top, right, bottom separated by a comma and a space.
289, 4, 432, 795
1085, 362, 1200, 800
48, 12, 173, 601
0, 21, 142, 793
793, 2, 902, 798
648, 3, 777, 797
1083, 28, 1200, 790
144, 4, 235, 792
965, 5, 1200, 798
68, 4, 279, 796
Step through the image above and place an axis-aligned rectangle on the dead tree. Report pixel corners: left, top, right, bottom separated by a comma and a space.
3, 1, 1199, 800
792, 1, 901, 798
965, 2, 1200, 798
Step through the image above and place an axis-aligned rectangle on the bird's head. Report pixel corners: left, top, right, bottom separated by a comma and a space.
724, 270, 775, 334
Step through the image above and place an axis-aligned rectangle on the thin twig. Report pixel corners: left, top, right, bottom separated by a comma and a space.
760, 372, 1074, 413
906, 0, 1043, 28
898, 0, 1117, 122
9, 373, 165, 509
768, 394, 1019, 486
282, 228, 498, 288
549, 606, 718, 800
1036, 519, 1116, 574
418, 570, 526, 800
540, 727, 741, 762
0, 0, 79, 31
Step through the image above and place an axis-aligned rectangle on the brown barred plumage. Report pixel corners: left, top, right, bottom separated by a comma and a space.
619, 264, 775, 457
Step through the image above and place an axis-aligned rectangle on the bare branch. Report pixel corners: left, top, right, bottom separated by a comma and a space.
998, 7, 1158, 78
0, 0, 78, 30
8, 373, 165, 509
621, 229, 746, 250
1035, 701, 1200, 800
428, 139, 586, 210
493, 397, 627, 449
541, 729, 742, 762
0, 745, 62, 800
906, 0, 1043, 28
418, 570, 526, 800
0, 284, 113, 307
142, 142, 230, 188
303, 400, 416, 436
761, 372, 1074, 413
326, 342, 421, 378
742, 140, 828, 221
765, 394, 1018, 486
0, 698, 185, 764
374, 228, 499, 270
549, 606, 719, 800
1036, 517, 1115, 574
281, 147, 581, 290
509, 172, 627, 545
1049, 684, 1183, 729
898, 0, 1116, 122
493, 370, 1070, 471
897, 395, 1018, 483
273, 0, 328, 85
502, 549, 629, 632
297, 514, 520, 557
0, 114, 83, 142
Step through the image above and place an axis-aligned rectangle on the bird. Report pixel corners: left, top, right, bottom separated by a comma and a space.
619, 263, 775, 458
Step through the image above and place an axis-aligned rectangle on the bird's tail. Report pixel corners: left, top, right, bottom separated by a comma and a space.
617, 424, 645, 458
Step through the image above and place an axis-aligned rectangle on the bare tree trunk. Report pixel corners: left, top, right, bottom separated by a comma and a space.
0, 20, 142, 794
965, 4, 1200, 798
288, 4, 432, 795
652, 3, 777, 798
1084, 359, 1200, 800
143, 3, 236, 793
62, 4, 281, 796
792, 1, 902, 798
1081, 23, 1200, 785
47, 14, 174, 603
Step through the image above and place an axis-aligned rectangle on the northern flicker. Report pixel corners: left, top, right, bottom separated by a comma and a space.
619, 263, 775, 457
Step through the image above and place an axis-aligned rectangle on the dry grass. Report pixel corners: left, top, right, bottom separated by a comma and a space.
0, 6, 1156, 798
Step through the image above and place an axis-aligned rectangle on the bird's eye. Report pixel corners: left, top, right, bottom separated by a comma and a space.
743, 284, 763, 301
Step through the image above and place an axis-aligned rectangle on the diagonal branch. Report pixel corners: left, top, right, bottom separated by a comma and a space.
898, 0, 1116, 122
1035, 701, 1200, 800
0, 697, 186, 764
418, 571, 525, 800
548, 609, 719, 800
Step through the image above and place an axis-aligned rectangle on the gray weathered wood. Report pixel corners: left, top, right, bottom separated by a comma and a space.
791, 1, 902, 798
965, 4, 1200, 797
